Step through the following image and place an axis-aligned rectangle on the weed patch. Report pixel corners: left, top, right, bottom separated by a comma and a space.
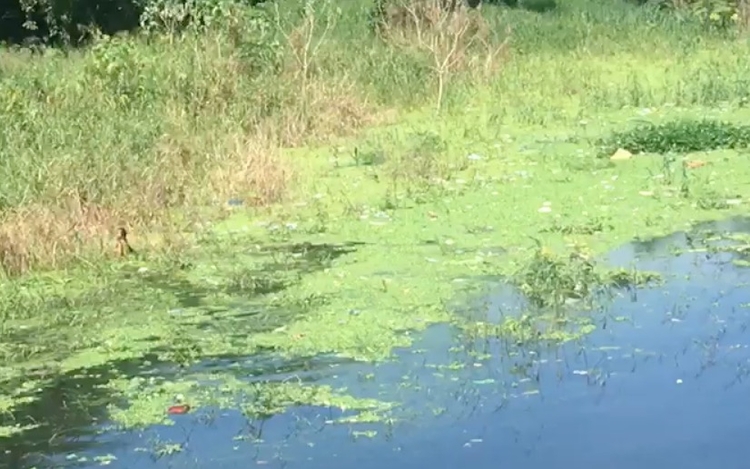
512, 241, 661, 313
380, 130, 469, 205
513, 242, 603, 312
0, 0, 382, 272
598, 119, 750, 156
540, 216, 615, 235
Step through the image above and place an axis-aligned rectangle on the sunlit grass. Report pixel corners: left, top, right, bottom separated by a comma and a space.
0, 0, 748, 273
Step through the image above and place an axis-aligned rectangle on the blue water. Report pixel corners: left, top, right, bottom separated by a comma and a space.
6, 220, 750, 469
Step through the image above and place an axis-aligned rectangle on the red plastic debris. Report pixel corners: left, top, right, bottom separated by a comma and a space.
685, 160, 707, 170
167, 404, 191, 415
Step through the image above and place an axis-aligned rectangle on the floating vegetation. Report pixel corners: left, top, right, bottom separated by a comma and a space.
598, 119, 750, 156
513, 242, 601, 311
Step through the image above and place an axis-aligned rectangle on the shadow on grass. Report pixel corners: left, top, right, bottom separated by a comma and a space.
143, 241, 364, 308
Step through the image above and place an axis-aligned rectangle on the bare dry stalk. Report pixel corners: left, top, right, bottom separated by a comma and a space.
274, 0, 339, 104
738, 0, 750, 31
378, 0, 511, 110
269, 0, 380, 145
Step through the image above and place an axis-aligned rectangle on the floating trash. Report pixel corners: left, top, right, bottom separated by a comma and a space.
167, 405, 191, 415
538, 201, 552, 213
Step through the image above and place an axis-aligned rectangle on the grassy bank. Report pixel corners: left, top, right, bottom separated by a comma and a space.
0, 0, 745, 272
3, 0, 750, 448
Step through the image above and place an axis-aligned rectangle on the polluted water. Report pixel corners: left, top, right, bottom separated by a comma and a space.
4, 218, 750, 469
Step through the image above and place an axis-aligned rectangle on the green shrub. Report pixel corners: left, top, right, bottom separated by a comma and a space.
514, 243, 601, 312
482, 0, 557, 12
520, 0, 557, 12
598, 119, 750, 156
2, 0, 271, 45
9, 0, 146, 43
631, 0, 745, 29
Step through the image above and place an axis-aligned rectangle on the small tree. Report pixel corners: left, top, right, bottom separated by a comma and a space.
377, 0, 510, 111
274, 0, 340, 106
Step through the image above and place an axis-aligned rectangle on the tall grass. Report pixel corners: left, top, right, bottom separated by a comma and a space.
0, 0, 748, 274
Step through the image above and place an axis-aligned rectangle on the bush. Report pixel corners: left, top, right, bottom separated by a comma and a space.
3, 0, 145, 44
1, 0, 271, 45
631, 0, 748, 30
598, 119, 750, 156
481, 0, 557, 12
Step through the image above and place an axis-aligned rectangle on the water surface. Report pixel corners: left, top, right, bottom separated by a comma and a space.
5, 219, 750, 469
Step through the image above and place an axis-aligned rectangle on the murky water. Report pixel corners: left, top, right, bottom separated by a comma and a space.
5, 218, 750, 469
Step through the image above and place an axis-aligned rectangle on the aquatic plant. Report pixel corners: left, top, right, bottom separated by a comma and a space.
598, 119, 750, 157
513, 241, 602, 312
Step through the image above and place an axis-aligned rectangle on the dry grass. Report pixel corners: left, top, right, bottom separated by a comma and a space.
272, 77, 384, 147
739, 0, 750, 31
0, 128, 294, 276
0, 203, 120, 276
209, 131, 295, 206
0, 199, 199, 276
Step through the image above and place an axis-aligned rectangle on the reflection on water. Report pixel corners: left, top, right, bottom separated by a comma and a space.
5, 218, 750, 469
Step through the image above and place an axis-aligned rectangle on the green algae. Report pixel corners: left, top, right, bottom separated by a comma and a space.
105, 374, 394, 429
462, 314, 599, 346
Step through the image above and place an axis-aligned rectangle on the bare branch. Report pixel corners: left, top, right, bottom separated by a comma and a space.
377, 0, 512, 110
